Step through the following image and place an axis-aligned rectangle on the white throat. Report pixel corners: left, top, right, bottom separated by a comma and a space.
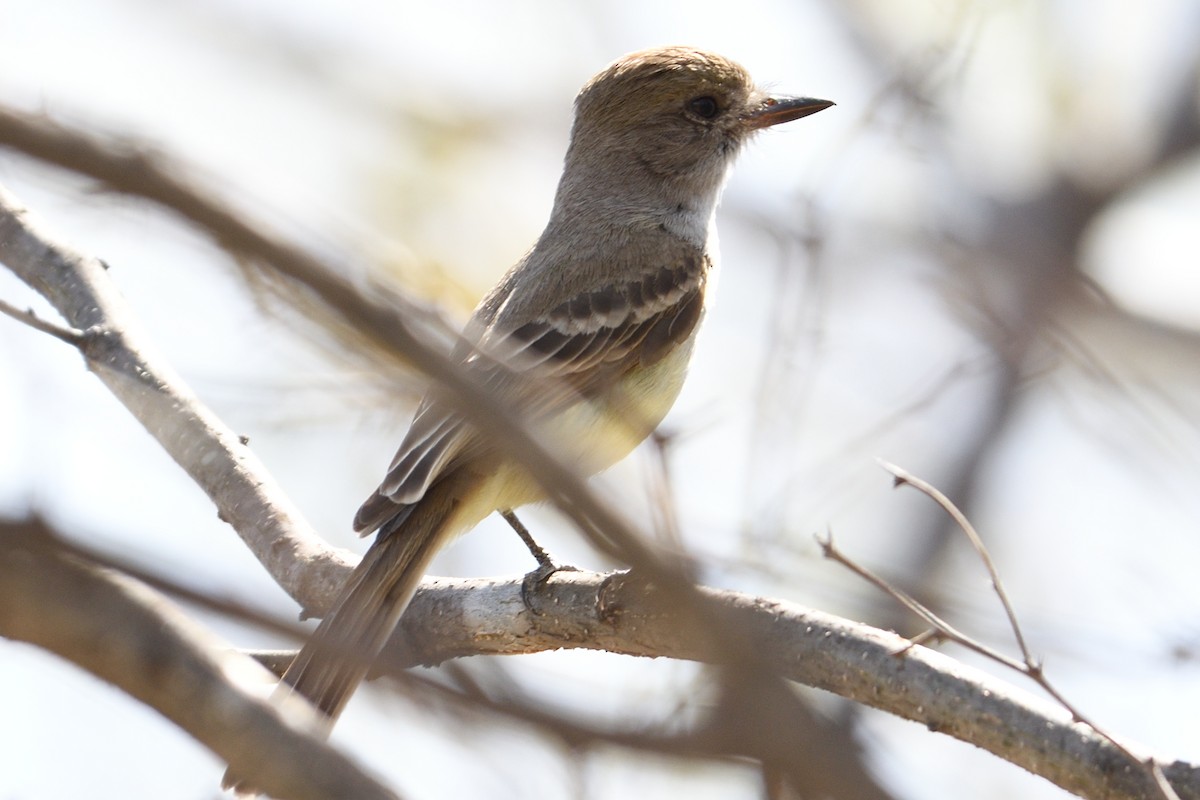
660, 179, 725, 250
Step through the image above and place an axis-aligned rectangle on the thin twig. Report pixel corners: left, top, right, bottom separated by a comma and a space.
0, 296, 84, 346
851, 461, 1183, 800
815, 529, 1026, 672
876, 458, 1034, 663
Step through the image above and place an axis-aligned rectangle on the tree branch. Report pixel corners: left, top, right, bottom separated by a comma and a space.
0, 183, 352, 611
295, 569, 1198, 800
0, 520, 397, 800
5, 507, 1198, 800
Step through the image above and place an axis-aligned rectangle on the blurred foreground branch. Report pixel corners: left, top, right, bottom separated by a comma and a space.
1, 105, 1197, 800
0, 520, 398, 800
0, 108, 864, 797
0, 106, 692, 612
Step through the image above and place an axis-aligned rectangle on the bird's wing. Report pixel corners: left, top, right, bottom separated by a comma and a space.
353, 251, 709, 536
497, 259, 706, 385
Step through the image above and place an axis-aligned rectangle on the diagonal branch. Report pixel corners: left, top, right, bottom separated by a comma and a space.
0, 108, 848, 794
0, 183, 351, 612
878, 458, 1034, 662
0, 519, 397, 800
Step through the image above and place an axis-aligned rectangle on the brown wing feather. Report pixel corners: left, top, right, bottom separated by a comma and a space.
506, 259, 706, 384
354, 252, 709, 535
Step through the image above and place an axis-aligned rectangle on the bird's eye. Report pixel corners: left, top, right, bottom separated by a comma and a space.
687, 96, 720, 119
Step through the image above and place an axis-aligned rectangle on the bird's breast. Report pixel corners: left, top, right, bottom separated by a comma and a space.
552, 323, 700, 475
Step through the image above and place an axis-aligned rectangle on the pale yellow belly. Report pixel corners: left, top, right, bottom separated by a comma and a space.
453, 330, 698, 533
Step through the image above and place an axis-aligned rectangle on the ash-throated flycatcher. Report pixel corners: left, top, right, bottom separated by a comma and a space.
262, 46, 830, 737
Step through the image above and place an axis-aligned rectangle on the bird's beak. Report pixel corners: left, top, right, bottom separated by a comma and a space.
743, 96, 834, 130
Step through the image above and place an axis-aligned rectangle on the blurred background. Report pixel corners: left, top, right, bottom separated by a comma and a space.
2, 0, 1199, 797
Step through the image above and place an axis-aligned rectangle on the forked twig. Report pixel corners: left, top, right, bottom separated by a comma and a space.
819, 460, 1181, 800
815, 531, 1026, 673
877, 458, 1034, 663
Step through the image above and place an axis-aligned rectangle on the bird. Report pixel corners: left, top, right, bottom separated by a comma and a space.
247, 45, 831, 752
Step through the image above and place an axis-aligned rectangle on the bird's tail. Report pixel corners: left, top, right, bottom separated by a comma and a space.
223, 472, 472, 792
277, 514, 437, 720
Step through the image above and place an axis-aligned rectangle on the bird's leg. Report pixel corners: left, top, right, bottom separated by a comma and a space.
500, 509, 578, 613
501, 508, 554, 568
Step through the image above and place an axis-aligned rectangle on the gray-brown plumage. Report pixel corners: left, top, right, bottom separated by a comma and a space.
230, 48, 831, 782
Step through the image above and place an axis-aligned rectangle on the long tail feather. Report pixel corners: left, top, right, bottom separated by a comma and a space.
280, 472, 469, 720
223, 471, 475, 793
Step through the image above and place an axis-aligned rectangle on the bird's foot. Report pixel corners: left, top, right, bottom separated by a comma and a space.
500, 509, 580, 614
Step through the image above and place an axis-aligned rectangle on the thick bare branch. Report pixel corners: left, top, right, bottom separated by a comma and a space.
271, 569, 1197, 800
3, 505, 1196, 799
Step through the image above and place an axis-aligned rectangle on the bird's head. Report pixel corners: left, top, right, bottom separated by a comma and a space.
564, 46, 832, 202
